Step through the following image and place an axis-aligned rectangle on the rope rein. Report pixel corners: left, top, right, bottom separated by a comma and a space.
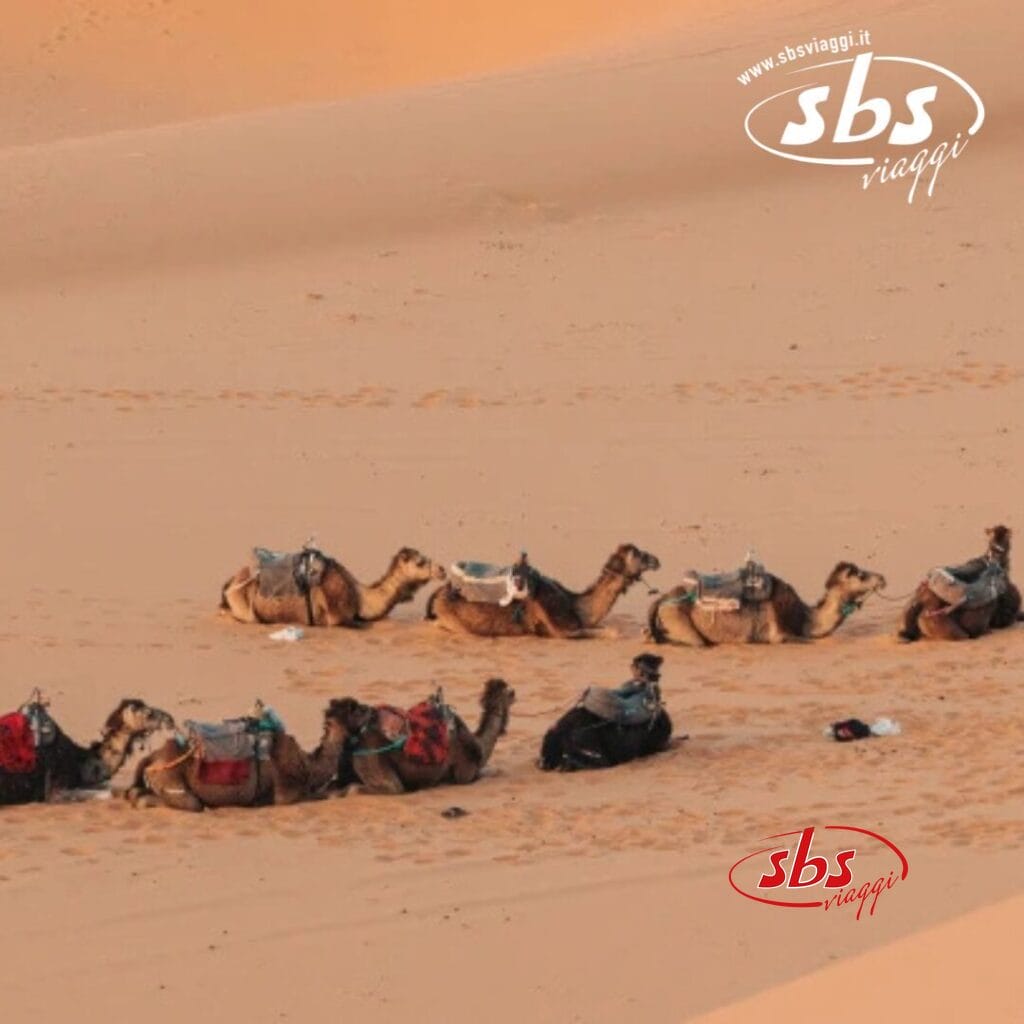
144, 745, 196, 775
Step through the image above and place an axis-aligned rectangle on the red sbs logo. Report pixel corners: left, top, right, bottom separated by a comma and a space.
729, 826, 909, 921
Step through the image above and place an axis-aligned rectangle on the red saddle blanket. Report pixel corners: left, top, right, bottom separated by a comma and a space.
197, 759, 252, 785
0, 712, 37, 774
376, 701, 450, 766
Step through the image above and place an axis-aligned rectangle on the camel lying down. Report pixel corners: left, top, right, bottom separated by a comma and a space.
127, 704, 349, 811
898, 525, 1022, 642
427, 544, 660, 637
647, 561, 886, 646
221, 546, 444, 627
540, 654, 673, 771
333, 680, 516, 794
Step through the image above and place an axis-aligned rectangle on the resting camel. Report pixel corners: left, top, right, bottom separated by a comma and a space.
0, 697, 175, 805
898, 525, 1022, 642
127, 703, 349, 811
332, 679, 515, 794
426, 544, 660, 637
540, 654, 673, 771
647, 561, 887, 646
220, 546, 444, 626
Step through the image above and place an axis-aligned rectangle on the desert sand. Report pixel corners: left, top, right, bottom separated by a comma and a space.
1, 0, 1022, 1020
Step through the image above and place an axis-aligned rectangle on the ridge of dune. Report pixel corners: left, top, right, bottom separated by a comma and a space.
3, 0, 720, 145
694, 894, 1023, 1023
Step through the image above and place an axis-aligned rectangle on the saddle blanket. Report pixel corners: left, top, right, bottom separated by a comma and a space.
926, 563, 1006, 608
0, 712, 37, 774
581, 684, 661, 726
679, 558, 773, 612
253, 547, 328, 600
184, 714, 281, 786
449, 560, 529, 605
375, 701, 451, 766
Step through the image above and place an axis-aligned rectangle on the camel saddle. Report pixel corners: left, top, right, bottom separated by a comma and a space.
678, 556, 773, 612
449, 556, 531, 605
184, 708, 284, 785
925, 562, 1006, 608
581, 682, 662, 727
253, 546, 329, 600
374, 697, 451, 766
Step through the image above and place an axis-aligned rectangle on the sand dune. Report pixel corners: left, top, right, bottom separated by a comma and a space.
2, 0, 1022, 1020
695, 894, 1022, 1023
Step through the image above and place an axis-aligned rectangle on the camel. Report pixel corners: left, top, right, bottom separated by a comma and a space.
332, 679, 515, 794
898, 525, 1022, 642
540, 654, 673, 771
647, 561, 887, 646
426, 544, 660, 637
127, 703, 350, 811
220, 546, 444, 626
0, 697, 175, 805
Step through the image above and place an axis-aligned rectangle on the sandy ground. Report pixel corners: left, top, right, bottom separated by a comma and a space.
1, 0, 1022, 1020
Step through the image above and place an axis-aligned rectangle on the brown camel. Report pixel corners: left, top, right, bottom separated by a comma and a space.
898, 525, 1022, 642
220, 546, 444, 626
425, 544, 660, 637
647, 561, 887, 646
334, 679, 515, 794
127, 703, 349, 811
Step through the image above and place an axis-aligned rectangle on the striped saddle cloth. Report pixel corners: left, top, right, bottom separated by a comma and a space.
375, 700, 451, 766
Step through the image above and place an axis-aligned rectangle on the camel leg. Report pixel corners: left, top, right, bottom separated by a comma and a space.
918, 612, 971, 641
221, 571, 259, 623
898, 600, 923, 641
663, 609, 711, 648
431, 603, 476, 635
127, 757, 205, 811
526, 601, 581, 640
352, 756, 407, 795
129, 781, 204, 811
450, 728, 485, 785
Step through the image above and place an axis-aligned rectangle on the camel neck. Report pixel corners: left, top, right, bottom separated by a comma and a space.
575, 566, 632, 627
806, 588, 854, 639
96, 729, 135, 776
475, 704, 508, 764
357, 564, 413, 620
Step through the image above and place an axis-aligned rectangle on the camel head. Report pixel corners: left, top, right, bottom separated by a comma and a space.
631, 653, 663, 683
392, 548, 446, 587
607, 544, 661, 585
824, 562, 887, 605
101, 699, 175, 740
325, 697, 375, 739
321, 700, 358, 747
480, 678, 516, 735
985, 525, 1012, 566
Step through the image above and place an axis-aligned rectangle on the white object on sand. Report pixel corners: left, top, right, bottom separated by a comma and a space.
269, 626, 304, 642
51, 788, 112, 803
870, 717, 902, 737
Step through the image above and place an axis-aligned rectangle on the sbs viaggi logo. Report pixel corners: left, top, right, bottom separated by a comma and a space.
728, 825, 909, 922
738, 30, 985, 203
